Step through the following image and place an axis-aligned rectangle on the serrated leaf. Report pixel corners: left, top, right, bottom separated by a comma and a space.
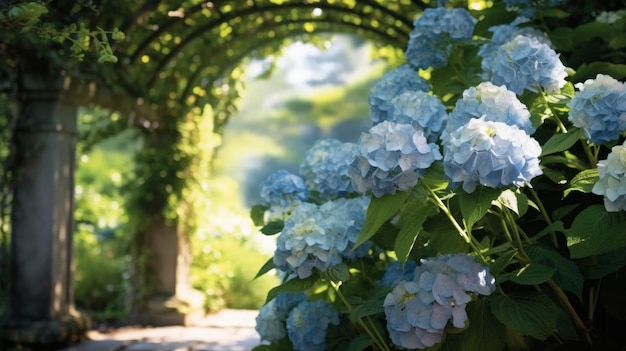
459, 299, 506, 351
490, 249, 518, 276
565, 205, 626, 258
564, 169, 599, 198
346, 335, 373, 351
496, 189, 528, 217
526, 245, 583, 298
354, 191, 410, 249
572, 62, 626, 82
260, 220, 284, 235
324, 263, 350, 283
254, 257, 276, 280
500, 263, 556, 285
490, 293, 557, 340
579, 246, 626, 279
395, 198, 437, 263
250, 205, 268, 226
540, 128, 583, 156
458, 187, 501, 232
266, 276, 317, 304
538, 8, 569, 18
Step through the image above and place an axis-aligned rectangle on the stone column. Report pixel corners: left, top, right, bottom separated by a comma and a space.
0, 70, 89, 349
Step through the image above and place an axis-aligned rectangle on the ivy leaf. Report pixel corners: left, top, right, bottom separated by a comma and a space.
458, 187, 501, 232
565, 205, 626, 258
540, 128, 583, 156
563, 169, 598, 198
266, 276, 317, 304
499, 263, 556, 285
490, 293, 558, 341
526, 245, 584, 298
260, 220, 284, 235
354, 191, 410, 249
395, 196, 437, 263
254, 257, 276, 280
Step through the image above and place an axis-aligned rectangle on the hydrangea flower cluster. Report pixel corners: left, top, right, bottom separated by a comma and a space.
487, 35, 567, 94
592, 141, 626, 212
259, 170, 309, 219
349, 121, 442, 198
384, 254, 496, 350
404, 7, 477, 70
443, 82, 534, 142
286, 299, 340, 351
443, 118, 542, 193
387, 90, 448, 143
478, 20, 552, 80
369, 64, 430, 124
503, 0, 564, 18
379, 260, 418, 287
567, 74, 626, 145
299, 138, 358, 200
273, 196, 371, 278
255, 292, 307, 343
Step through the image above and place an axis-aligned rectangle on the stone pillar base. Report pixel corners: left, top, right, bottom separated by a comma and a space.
0, 310, 90, 351
127, 288, 205, 326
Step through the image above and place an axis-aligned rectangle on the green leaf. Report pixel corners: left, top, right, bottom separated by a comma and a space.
537, 8, 569, 18
266, 276, 317, 304
350, 294, 387, 323
458, 299, 506, 351
250, 204, 267, 226
354, 191, 410, 249
540, 128, 583, 156
564, 169, 599, 198
346, 335, 373, 351
579, 246, 626, 279
496, 189, 528, 217
260, 220, 284, 235
526, 245, 584, 298
565, 205, 626, 258
490, 248, 518, 276
490, 293, 557, 341
254, 257, 276, 280
572, 62, 626, 82
395, 196, 437, 263
609, 35, 626, 50
323, 263, 350, 283
500, 263, 556, 285
458, 187, 501, 232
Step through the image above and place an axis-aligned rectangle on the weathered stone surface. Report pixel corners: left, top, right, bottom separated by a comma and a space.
124, 341, 199, 351
59, 340, 133, 351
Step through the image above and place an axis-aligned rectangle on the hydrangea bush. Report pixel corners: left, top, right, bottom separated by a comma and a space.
251, 1, 626, 350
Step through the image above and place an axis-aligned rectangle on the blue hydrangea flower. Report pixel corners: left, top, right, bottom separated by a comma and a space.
273, 197, 372, 278
478, 20, 552, 80
443, 82, 534, 142
299, 139, 358, 199
286, 299, 340, 351
487, 35, 567, 94
384, 254, 495, 350
567, 74, 626, 145
405, 7, 477, 70
592, 141, 626, 212
319, 196, 372, 260
369, 65, 430, 124
388, 91, 448, 143
255, 292, 307, 343
379, 260, 418, 287
349, 121, 442, 198
503, 0, 565, 18
443, 118, 542, 193
259, 170, 309, 219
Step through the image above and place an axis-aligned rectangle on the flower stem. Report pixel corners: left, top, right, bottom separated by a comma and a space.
330, 281, 390, 351
528, 187, 559, 248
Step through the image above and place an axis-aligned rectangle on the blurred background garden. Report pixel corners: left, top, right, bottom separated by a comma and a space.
0, 31, 394, 326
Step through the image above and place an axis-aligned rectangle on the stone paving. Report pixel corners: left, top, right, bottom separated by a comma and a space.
60, 310, 262, 351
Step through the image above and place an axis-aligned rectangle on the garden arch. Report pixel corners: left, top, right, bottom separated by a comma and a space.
1, 1, 426, 348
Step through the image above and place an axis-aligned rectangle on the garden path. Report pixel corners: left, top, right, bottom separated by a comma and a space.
60, 309, 261, 351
